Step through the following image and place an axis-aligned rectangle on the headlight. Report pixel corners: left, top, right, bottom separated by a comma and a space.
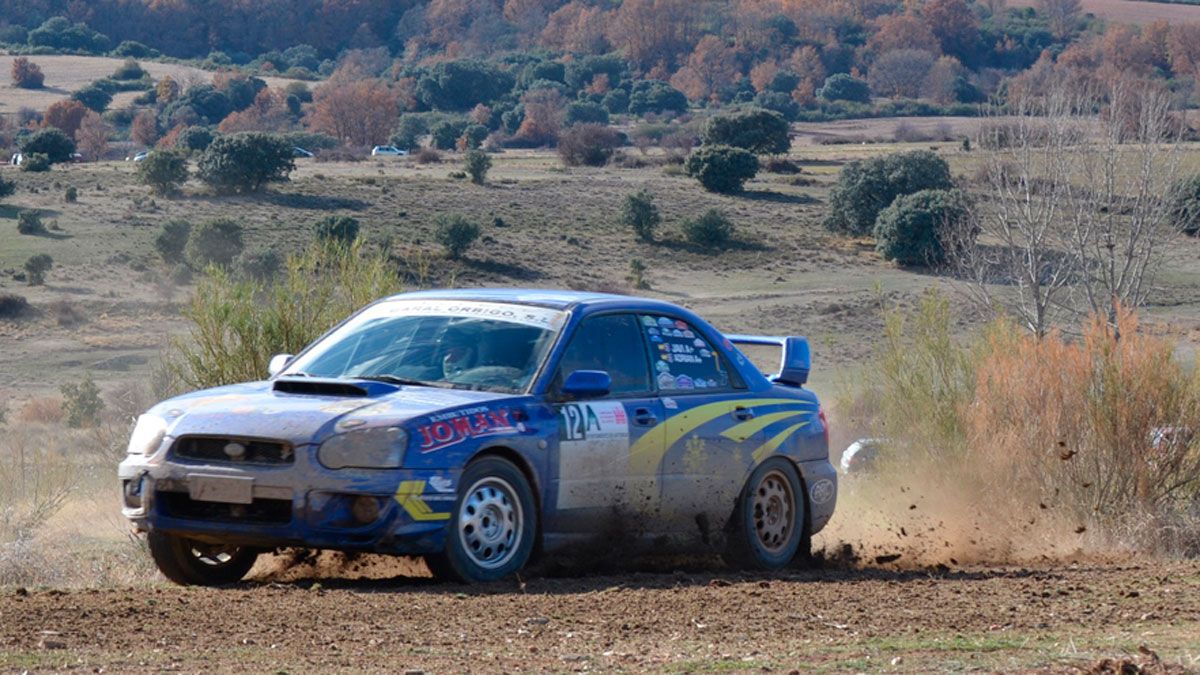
126, 414, 167, 456
318, 427, 406, 469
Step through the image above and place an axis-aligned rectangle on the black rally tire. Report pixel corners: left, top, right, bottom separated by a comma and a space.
724, 456, 808, 570
425, 456, 537, 583
146, 530, 259, 586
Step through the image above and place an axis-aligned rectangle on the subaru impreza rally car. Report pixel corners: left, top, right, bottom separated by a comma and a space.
119, 289, 836, 584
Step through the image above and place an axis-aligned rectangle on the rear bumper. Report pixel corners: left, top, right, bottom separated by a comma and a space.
118, 444, 458, 554
796, 459, 838, 535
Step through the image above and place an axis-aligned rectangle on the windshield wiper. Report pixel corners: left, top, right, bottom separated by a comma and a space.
354, 374, 432, 387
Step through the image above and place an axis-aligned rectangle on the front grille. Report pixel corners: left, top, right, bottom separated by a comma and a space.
172, 436, 294, 465
157, 491, 292, 524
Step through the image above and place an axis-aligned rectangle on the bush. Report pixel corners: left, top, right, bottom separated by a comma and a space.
11, 57, 44, 89
621, 189, 661, 242
196, 132, 295, 194
63, 186, 77, 203
684, 145, 759, 194
238, 247, 282, 281
602, 89, 630, 114
165, 241, 404, 390
0, 175, 14, 200
752, 91, 800, 122
435, 214, 481, 259
155, 220, 192, 264
818, 73, 871, 103
824, 150, 953, 236
112, 40, 155, 58
24, 253, 53, 285
17, 211, 45, 235
873, 189, 974, 266
19, 128, 75, 164
682, 209, 735, 249
19, 153, 51, 173
111, 58, 146, 81
185, 219, 244, 268
702, 108, 790, 155
60, 372, 103, 428
565, 101, 610, 127
464, 149, 492, 185
175, 126, 215, 153
558, 124, 623, 167
313, 215, 360, 245
629, 80, 688, 116
430, 119, 471, 150
71, 85, 113, 113
1169, 174, 1200, 236
136, 149, 189, 195
0, 293, 29, 319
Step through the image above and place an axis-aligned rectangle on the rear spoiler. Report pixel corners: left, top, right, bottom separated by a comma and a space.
725, 334, 811, 387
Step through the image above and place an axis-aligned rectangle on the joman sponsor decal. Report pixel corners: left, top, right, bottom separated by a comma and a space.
416, 406, 517, 453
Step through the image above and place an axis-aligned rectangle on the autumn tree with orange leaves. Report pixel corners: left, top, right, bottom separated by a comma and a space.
43, 100, 89, 137
306, 79, 399, 147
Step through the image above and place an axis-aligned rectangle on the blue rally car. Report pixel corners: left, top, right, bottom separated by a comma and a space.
119, 289, 836, 584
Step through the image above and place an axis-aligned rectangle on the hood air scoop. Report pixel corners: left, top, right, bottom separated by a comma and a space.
272, 378, 369, 397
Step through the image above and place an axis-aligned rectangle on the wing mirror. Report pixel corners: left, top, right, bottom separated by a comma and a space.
267, 353, 294, 378
561, 370, 611, 399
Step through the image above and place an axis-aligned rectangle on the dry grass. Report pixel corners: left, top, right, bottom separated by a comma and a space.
1008, 0, 1200, 25
17, 397, 63, 425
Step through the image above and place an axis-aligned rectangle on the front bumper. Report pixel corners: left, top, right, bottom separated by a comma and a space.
118, 441, 459, 554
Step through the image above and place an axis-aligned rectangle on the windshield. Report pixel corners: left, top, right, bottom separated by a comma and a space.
283, 300, 568, 393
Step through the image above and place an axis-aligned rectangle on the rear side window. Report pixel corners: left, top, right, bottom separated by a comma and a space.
555, 314, 652, 397
638, 315, 732, 392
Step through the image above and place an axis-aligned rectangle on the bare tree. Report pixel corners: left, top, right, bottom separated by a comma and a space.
954, 74, 1184, 337
75, 111, 113, 162
1038, 0, 1081, 40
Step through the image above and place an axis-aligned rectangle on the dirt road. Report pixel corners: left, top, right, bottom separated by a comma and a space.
1, 558, 1197, 673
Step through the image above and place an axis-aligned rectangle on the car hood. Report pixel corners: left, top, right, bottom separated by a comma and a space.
150, 380, 523, 447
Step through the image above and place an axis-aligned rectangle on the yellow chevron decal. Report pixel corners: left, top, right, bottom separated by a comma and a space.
394, 480, 451, 521
721, 410, 809, 442
752, 421, 810, 463
628, 398, 801, 475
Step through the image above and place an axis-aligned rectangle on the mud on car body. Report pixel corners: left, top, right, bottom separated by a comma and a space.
119, 289, 837, 584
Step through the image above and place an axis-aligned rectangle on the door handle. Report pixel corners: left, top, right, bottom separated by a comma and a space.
633, 408, 658, 427
733, 406, 754, 421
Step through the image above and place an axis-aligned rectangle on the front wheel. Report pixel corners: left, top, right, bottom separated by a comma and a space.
425, 457, 537, 583
724, 457, 807, 570
146, 531, 258, 586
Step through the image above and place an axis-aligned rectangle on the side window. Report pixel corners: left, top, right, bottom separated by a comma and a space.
639, 315, 733, 393
555, 314, 651, 397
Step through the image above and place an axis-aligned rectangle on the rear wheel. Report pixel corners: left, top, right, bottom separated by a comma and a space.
147, 531, 258, 586
425, 457, 537, 583
724, 457, 807, 570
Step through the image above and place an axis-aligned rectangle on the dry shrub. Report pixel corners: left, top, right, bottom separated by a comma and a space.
414, 147, 441, 164
18, 396, 64, 425
48, 299, 84, 327
858, 292, 1200, 558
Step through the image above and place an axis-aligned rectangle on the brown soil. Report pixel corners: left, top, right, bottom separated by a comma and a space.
1, 558, 1197, 672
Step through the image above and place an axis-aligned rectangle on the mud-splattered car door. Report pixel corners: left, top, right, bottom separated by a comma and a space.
635, 314, 767, 542
546, 313, 666, 535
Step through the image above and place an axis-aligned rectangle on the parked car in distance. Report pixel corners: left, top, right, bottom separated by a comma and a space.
293, 146, 314, 158
371, 145, 407, 156
9, 153, 21, 166
127, 150, 150, 162
119, 289, 836, 585
841, 438, 885, 475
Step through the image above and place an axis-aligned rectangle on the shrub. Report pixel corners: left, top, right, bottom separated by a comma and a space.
19, 128, 75, 164
430, 119, 471, 150
702, 108, 790, 155
752, 91, 800, 122
155, 220, 192, 264
20, 153, 51, 173
185, 219, 244, 268
63, 186, 77, 203
464, 149, 492, 185
60, 373, 104, 428
873, 189, 974, 266
558, 124, 623, 167
0, 175, 14, 200
684, 145, 759, 194
238, 247, 282, 280
24, 254, 53, 285
824, 150, 953, 236
165, 242, 404, 390
1169, 174, 1200, 236
196, 132, 295, 194
111, 58, 146, 81
460, 124, 488, 150
415, 147, 442, 164
112, 40, 155, 58
136, 149, 189, 195
0, 293, 29, 319
175, 126, 215, 153
72, 85, 113, 113
11, 57, 44, 89
629, 80, 688, 116
435, 214, 481, 259
602, 89, 630, 114
17, 211, 45, 235
818, 73, 871, 103
682, 209, 735, 249
313, 215, 360, 245
627, 259, 649, 289
621, 189, 661, 242
565, 101, 610, 127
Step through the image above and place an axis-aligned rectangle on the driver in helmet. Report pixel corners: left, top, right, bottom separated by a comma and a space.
440, 328, 477, 379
